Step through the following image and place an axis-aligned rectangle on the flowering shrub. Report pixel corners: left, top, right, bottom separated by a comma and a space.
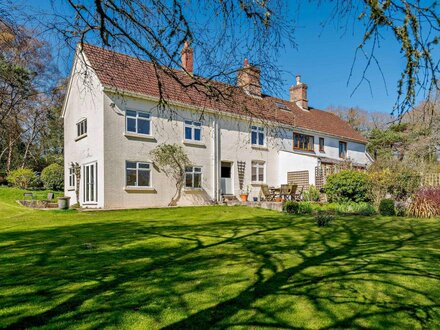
408, 187, 440, 218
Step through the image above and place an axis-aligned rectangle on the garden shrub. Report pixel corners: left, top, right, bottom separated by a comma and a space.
283, 201, 313, 214
303, 185, 320, 202
41, 164, 64, 191
7, 168, 36, 189
368, 160, 420, 204
298, 202, 313, 214
335, 202, 376, 216
408, 187, 440, 218
379, 199, 395, 216
315, 213, 334, 227
324, 170, 370, 203
283, 201, 299, 214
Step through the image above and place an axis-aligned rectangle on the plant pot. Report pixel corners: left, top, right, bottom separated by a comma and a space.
58, 197, 71, 210
275, 197, 283, 203
240, 194, 249, 202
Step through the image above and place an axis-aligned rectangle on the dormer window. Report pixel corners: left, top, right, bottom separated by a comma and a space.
251, 126, 265, 146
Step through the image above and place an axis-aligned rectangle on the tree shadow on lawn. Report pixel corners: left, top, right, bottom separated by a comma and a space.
0, 212, 439, 329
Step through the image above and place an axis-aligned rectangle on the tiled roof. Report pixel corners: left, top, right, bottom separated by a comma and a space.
82, 44, 367, 143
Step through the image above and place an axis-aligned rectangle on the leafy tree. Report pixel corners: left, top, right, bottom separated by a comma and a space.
150, 144, 191, 206
41, 163, 64, 191
6, 168, 36, 189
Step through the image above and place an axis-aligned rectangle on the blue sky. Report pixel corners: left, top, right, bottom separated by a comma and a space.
19, 0, 419, 114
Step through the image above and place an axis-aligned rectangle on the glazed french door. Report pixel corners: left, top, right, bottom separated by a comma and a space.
83, 162, 97, 203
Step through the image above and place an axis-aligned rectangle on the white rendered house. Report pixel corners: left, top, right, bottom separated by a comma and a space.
62, 43, 372, 209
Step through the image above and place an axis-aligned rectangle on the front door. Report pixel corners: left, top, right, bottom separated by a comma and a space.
220, 162, 233, 195
83, 162, 97, 204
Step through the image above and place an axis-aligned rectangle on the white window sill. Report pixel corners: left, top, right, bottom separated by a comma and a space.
251, 182, 266, 186
124, 186, 157, 193
183, 140, 206, 148
75, 134, 87, 142
83, 203, 98, 206
251, 144, 268, 151
67, 188, 75, 191
124, 132, 156, 141
184, 187, 204, 193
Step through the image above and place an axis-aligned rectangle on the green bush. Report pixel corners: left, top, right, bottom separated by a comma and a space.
41, 164, 64, 191
283, 201, 313, 215
298, 202, 313, 214
335, 202, 376, 216
7, 168, 36, 189
315, 213, 334, 227
324, 170, 370, 203
303, 185, 320, 202
283, 201, 299, 214
379, 199, 395, 216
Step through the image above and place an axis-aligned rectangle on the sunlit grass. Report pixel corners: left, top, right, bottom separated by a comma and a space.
0, 186, 439, 329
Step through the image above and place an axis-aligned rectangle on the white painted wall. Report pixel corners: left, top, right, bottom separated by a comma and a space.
63, 53, 371, 209
63, 55, 105, 208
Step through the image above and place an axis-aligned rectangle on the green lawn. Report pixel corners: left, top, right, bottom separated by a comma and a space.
0, 187, 439, 329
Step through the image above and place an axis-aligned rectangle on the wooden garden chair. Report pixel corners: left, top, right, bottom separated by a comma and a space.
288, 184, 298, 201
260, 184, 276, 201
280, 184, 292, 201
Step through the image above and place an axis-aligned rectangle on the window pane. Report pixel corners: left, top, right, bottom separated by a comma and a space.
138, 118, 150, 134
126, 161, 136, 169
138, 170, 150, 187
126, 110, 137, 117
185, 127, 192, 140
194, 128, 201, 141
185, 120, 192, 125
77, 124, 80, 136
252, 165, 257, 181
194, 167, 201, 172
194, 122, 201, 127
251, 131, 257, 144
185, 173, 193, 187
258, 132, 264, 145
84, 120, 87, 134
138, 112, 149, 119
127, 118, 136, 132
194, 173, 202, 188
138, 163, 150, 169
259, 168, 264, 182
126, 169, 137, 186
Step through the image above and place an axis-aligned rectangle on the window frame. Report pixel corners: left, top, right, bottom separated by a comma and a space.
125, 161, 152, 188
339, 141, 348, 159
293, 133, 314, 152
185, 166, 203, 189
68, 167, 75, 189
76, 119, 87, 138
125, 109, 151, 136
251, 125, 265, 146
251, 160, 265, 183
184, 120, 202, 142
319, 137, 325, 153
83, 161, 97, 204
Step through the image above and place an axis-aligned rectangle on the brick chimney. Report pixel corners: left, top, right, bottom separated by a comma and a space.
290, 75, 308, 110
237, 58, 261, 97
181, 41, 193, 73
